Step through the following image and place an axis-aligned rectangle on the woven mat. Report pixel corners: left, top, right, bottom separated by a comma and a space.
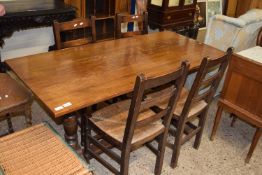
0, 123, 92, 175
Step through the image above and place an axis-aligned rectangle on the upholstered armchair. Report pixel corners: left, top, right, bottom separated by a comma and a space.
185, 9, 262, 92
204, 9, 262, 52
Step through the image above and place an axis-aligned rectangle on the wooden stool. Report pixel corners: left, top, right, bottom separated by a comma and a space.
0, 73, 32, 135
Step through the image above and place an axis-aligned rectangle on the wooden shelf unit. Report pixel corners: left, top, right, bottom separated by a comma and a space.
85, 0, 130, 41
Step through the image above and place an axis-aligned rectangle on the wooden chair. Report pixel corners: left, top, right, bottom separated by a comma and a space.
83, 61, 189, 175
257, 27, 262, 46
148, 48, 233, 168
0, 73, 32, 135
116, 12, 148, 39
53, 17, 96, 50
0, 122, 92, 175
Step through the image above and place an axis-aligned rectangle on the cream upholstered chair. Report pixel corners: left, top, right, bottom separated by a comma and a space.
204, 9, 262, 52
185, 9, 262, 92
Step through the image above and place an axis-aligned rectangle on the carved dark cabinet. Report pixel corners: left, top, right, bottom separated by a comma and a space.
0, 0, 76, 72
147, 0, 197, 31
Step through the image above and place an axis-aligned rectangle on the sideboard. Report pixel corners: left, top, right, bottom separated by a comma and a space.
0, 0, 76, 72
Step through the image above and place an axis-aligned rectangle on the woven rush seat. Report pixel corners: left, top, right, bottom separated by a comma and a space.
146, 87, 207, 119
0, 123, 92, 175
90, 100, 164, 146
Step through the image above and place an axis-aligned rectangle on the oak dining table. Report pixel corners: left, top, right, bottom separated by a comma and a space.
5, 31, 224, 150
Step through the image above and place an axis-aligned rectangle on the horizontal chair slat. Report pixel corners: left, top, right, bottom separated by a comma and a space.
136, 108, 169, 128
87, 134, 121, 163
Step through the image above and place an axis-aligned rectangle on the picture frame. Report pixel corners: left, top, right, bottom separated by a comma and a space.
197, 0, 222, 28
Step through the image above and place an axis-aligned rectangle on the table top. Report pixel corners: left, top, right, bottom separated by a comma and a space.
237, 46, 262, 64
6, 31, 225, 118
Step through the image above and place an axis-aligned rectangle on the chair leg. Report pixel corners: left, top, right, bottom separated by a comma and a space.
84, 119, 91, 163
245, 128, 262, 163
193, 110, 208, 149
80, 113, 86, 147
6, 116, 14, 133
24, 105, 32, 127
230, 114, 237, 127
210, 105, 223, 141
154, 132, 168, 175
170, 121, 185, 168
120, 149, 131, 175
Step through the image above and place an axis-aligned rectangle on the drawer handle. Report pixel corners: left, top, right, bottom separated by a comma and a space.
167, 16, 171, 20
189, 13, 193, 16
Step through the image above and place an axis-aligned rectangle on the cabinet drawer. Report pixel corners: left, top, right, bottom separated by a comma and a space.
163, 9, 195, 24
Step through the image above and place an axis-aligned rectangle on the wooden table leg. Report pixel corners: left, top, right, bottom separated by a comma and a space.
63, 114, 79, 150
210, 105, 223, 141
245, 128, 262, 163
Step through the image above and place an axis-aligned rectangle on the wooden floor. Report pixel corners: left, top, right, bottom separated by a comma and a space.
0, 98, 261, 175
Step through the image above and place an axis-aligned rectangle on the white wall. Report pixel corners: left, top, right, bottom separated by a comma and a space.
0, 27, 54, 61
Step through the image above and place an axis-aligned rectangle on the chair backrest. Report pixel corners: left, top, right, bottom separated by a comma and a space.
180, 47, 233, 120
122, 61, 189, 150
257, 27, 262, 46
115, 12, 148, 39
53, 17, 96, 50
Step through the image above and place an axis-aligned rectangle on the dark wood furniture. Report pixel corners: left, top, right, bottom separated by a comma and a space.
85, 0, 131, 41
53, 17, 96, 50
116, 12, 148, 39
210, 48, 262, 163
147, 0, 197, 31
64, 0, 86, 17
83, 61, 189, 175
5, 31, 225, 149
0, 73, 32, 135
65, 0, 131, 18
0, 0, 76, 46
0, 123, 92, 175
257, 28, 262, 46
225, 0, 262, 17
0, 0, 76, 72
149, 48, 233, 168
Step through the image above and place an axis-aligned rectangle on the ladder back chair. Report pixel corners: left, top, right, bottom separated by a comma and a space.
0, 73, 32, 135
53, 17, 96, 50
0, 123, 92, 175
149, 48, 233, 168
83, 61, 189, 175
116, 12, 148, 39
